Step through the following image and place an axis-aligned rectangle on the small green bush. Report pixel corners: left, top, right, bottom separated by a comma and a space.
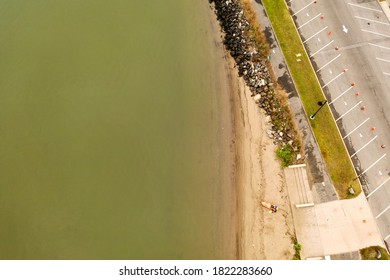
360, 246, 390, 260
276, 145, 294, 167
293, 239, 302, 260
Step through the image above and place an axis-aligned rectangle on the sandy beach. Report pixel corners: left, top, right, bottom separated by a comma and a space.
206, 1, 296, 259
233, 76, 296, 259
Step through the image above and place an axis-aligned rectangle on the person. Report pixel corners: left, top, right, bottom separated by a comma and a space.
381, 144, 386, 149
271, 205, 278, 213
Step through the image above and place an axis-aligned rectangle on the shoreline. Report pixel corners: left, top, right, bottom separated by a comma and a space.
207, 0, 296, 259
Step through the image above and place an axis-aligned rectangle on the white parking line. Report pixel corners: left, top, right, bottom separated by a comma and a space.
385, 233, 390, 241
292, 1, 317, 17
377, 57, 390, 63
303, 26, 328, 43
298, 13, 322, 29
376, 204, 390, 219
354, 16, 390, 26
362, 29, 390, 38
343, 118, 370, 139
367, 176, 390, 198
336, 101, 362, 122
316, 54, 341, 72
350, 135, 378, 158
384, 72, 390, 76
348, 3, 383, 13
369, 43, 390, 51
310, 40, 334, 57
329, 85, 353, 105
322, 69, 345, 89
358, 153, 386, 178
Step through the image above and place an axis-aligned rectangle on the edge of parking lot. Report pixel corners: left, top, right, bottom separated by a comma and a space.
261, 0, 361, 199
255, 0, 390, 254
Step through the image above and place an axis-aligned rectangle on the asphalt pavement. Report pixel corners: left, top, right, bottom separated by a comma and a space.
251, 0, 390, 253
283, 0, 390, 247
251, 1, 338, 204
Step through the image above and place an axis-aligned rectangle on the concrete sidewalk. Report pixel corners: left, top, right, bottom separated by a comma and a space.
284, 165, 384, 259
251, 0, 338, 204
253, 0, 387, 259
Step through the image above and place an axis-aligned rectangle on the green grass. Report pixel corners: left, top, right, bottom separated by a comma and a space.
261, 0, 360, 199
292, 238, 302, 260
360, 246, 390, 260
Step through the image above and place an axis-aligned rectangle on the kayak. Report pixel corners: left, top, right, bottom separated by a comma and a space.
261, 201, 278, 213
261, 201, 272, 209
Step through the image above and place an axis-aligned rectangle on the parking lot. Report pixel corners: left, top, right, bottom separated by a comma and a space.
286, 0, 390, 243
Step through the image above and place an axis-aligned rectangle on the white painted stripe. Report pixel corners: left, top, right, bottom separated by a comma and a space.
350, 135, 378, 158
354, 16, 390, 25
385, 233, 390, 241
288, 164, 306, 168
310, 40, 334, 57
298, 13, 322, 29
377, 57, 390, 63
303, 26, 328, 43
296, 203, 315, 208
329, 86, 353, 105
336, 101, 362, 122
292, 0, 317, 16
358, 154, 386, 178
322, 69, 344, 89
343, 118, 370, 139
316, 54, 341, 72
362, 29, 390, 38
367, 176, 390, 198
369, 43, 390, 51
348, 3, 382, 12
376, 204, 390, 219
384, 72, 390, 76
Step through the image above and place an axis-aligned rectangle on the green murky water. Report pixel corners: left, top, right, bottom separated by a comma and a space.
0, 0, 232, 259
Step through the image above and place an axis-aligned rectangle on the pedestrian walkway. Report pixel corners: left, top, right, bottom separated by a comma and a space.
284, 165, 384, 259
285, 164, 313, 206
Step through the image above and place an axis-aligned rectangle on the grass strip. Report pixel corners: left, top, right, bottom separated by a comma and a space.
261, 0, 360, 198
360, 246, 390, 260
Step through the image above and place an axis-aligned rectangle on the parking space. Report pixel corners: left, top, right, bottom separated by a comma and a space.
285, 0, 390, 242
347, 1, 390, 78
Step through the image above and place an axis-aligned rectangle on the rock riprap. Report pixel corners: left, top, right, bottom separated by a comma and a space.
210, 0, 301, 159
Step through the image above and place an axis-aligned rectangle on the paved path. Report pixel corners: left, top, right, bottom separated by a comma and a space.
252, 0, 389, 257
284, 164, 384, 259
253, 0, 390, 245
285, 0, 390, 244
251, 0, 338, 204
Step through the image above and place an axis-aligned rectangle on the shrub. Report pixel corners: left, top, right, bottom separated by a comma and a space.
276, 145, 294, 167
293, 239, 302, 260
